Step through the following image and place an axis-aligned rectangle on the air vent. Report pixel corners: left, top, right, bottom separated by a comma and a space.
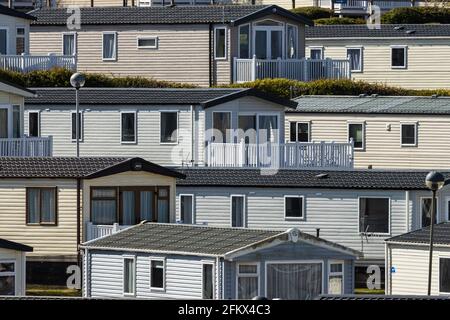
315, 173, 329, 179
394, 26, 405, 30
359, 93, 367, 98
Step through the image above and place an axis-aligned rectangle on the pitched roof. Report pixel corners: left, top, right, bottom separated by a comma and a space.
81, 223, 360, 257
25, 88, 297, 109
306, 24, 450, 39
0, 4, 36, 20
0, 238, 33, 252
291, 96, 450, 115
0, 78, 36, 98
318, 295, 450, 301
0, 157, 185, 179
176, 168, 450, 190
30, 5, 313, 26
386, 222, 450, 246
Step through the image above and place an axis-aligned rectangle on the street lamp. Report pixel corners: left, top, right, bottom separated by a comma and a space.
425, 171, 445, 295
70, 73, 85, 157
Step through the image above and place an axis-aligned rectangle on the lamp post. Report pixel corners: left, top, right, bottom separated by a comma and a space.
70, 73, 85, 158
425, 171, 445, 296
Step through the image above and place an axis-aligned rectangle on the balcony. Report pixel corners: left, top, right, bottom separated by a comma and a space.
0, 136, 53, 157
86, 222, 131, 241
205, 141, 354, 169
233, 57, 351, 83
335, 0, 415, 14
0, 0, 35, 8
0, 54, 77, 73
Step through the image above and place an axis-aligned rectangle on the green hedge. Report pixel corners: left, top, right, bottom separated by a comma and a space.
290, 7, 333, 20
0, 68, 196, 88
381, 7, 450, 24
314, 17, 366, 25
225, 78, 450, 99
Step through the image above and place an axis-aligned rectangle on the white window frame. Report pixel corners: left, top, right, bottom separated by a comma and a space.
346, 46, 363, 73
347, 122, 365, 151
214, 26, 227, 60
70, 111, 83, 142
202, 261, 215, 300
16, 26, 27, 55
284, 195, 305, 221
400, 122, 417, 147
102, 32, 117, 61
290, 121, 310, 143
179, 194, 195, 224
0, 260, 16, 295
120, 110, 137, 144
62, 32, 77, 56
235, 262, 260, 299
420, 196, 438, 229
0, 27, 9, 54
159, 111, 179, 145
358, 196, 391, 236
264, 260, 325, 298
238, 23, 251, 59
28, 111, 40, 137
327, 260, 344, 295
149, 257, 166, 292
391, 45, 407, 69
122, 255, 136, 297
309, 46, 323, 59
286, 23, 298, 59
230, 194, 246, 228
136, 36, 158, 49
439, 256, 450, 295
252, 23, 285, 60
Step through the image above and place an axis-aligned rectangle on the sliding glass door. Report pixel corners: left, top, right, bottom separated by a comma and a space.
0, 107, 8, 138
0, 105, 20, 139
253, 27, 283, 60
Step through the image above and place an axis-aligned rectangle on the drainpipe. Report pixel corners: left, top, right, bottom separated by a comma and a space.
191, 105, 195, 166
90, 0, 94, 7
405, 190, 410, 232
77, 178, 82, 266
209, 24, 213, 87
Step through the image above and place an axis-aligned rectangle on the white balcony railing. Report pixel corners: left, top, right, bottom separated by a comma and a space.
0, 54, 77, 73
205, 140, 354, 169
336, 0, 414, 11
86, 222, 131, 241
233, 56, 351, 83
0, 136, 53, 157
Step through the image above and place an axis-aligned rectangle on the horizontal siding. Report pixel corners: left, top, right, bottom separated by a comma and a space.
285, 113, 450, 169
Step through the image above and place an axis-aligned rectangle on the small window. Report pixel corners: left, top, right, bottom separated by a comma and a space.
137, 37, 158, 49
103, 32, 117, 61
359, 197, 389, 234
28, 112, 39, 137
150, 259, 165, 290
26, 188, 57, 225
289, 122, 309, 142
231, 195, 245, 228
237, 264, 259, 299
91, 188, 117, 225
180, 194, 194, 224
63, 33, 76, 56
0, 261, 15, 295
212, 112, 231, 143
391, 46, 407, 69
214, 27, 227, 60
202, 264, 214, 299
16, 27, 26, 55
328, 262, 344, 295
401, 123, 417, 146
71, 112, 83, 141
310, 47, 323, 60
347, 47, 362, 72
238, 24, 250, 59
348, 123, 364, 150
440, 258, 450, 293
421, 197, 436, 228
121, 112, 136, 143
123, 257, 135, 295
284, 196, 304, 219
160, 112, 178, 143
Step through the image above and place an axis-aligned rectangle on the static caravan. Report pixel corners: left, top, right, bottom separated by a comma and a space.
81, 223, 361, 299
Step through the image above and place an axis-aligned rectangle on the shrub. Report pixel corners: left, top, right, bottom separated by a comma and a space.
381, 7, 450, 24
290, 7, 333, 20
0, 67, 196, 88
314, 17, 366, 25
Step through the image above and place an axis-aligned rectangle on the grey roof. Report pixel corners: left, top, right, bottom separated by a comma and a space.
291, 96, 450, 115
176, 168, 450, 190
387, 222, 450, 246
0, 238, 33, 252
25, 88, 297, 109
306, 24, 450, 39
83, 223, 282, 256
30, 5, 313, 26
0, 157, 184, 179
318, 294, 450, 300
0, 4, 36, 20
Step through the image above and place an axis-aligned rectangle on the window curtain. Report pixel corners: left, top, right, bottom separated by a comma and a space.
440, 258, 450, 292
328, 275, 343, 294
310, 49, 322, 60
266, 263, 322, 300
422, 198, 434, 227
287, 26, 297, 59
27, 189, 40, 224
40, 189, 55, 223
160, 112, 177, 143
212, 113, 230, 143
202, 265, 214, 299
92, 200, 116, 224
232, 197, 244, 227
122, 191, 135, 225
124, 259, 134, 294
347, 49, 361, 71
181, 196, 193, 224
63, 34, 75, 56
258, 115, 278, 143
238, 277, 258, 299
0, 30, 7, 55
0, 109, 7, 138
121, 113, 135, 142
12, 106, 20, 138
140, 191, 153, 222
103, 34, 116, 59
239, 25, 250, 59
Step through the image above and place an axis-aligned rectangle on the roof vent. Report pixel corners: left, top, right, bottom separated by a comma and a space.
359, 93, 367, 98
371, 94, 379, 98
405, 30, 416, 35
132, 161, 143, 171
432, 94, 440, 99
394, 26, 405, 31
315, 173, 329, 179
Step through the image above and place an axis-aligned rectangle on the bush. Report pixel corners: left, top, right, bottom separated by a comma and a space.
290, 7, 333, 20
224, 78, 450, 99
0, 67, 196, 88
314, 17, 366, 25
381, 7, 450, 24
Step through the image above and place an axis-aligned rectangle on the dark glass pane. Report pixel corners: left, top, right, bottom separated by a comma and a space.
27, 189, 39, 224
123, 259, 134, 294
359, 198, 389, 233
71, 112, 82, 140
239, 25, 249, 59
180, 195, 193, 224
29, 113, 39, 137
215, 28, 226, 58
0, 30, 6, 55
40, 189, 56, 223
0, 109, 7, 138
202, 264, 214, 299
297, 123, 309, 142
392, 48, 405, 67
285, 197, 303, 218
289, 122, 297, 142
140, 191, 153, 222
151, 261, 164, 288
401, 124, 416, 145
121, 113, 135, 142
160, 112, 177, 143
232, 196, 244, 227
421, 198, 436, 228
212, 112, 230, 143
440, 258, 450, 293
121, 191, 135, 225
349, 124, 363, 149
0, 276, 15, 295
13, 106, 20, 138
254, 31, 267, 59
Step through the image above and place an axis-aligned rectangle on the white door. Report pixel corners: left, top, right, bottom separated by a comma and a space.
253, 27, 284, 60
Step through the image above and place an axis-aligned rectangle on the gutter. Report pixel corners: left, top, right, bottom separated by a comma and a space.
77, 178, 82, 265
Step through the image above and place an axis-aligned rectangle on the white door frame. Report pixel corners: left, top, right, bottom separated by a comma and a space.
252, 26, 285, 60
